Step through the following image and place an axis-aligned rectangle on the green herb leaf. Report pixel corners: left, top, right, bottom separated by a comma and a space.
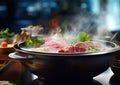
0, 28, 15, 38
25, 37, 45, 47
77, 32, 91, 42
89, 46, 99, 52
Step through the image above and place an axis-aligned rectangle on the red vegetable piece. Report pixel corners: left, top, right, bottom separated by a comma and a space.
0, 42, 8, 47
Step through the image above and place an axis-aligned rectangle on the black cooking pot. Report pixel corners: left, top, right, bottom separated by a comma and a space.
9, 40, 120, 84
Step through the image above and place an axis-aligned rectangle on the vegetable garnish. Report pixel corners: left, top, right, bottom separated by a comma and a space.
89, 46, 99, 52
0, 28, 15, 38
69, 32, 91, 44
25, 37, 45, 47
77, 32, 91, 42
0, 41, 8, 48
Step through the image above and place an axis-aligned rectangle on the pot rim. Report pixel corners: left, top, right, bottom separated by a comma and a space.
14, 40, 120, 57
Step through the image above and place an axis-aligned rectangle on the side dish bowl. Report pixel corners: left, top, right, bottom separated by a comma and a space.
0, 43, 15, 55
0, 47, 14, 55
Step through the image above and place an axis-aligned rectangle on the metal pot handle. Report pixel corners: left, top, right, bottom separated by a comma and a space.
9, 52, 34, 60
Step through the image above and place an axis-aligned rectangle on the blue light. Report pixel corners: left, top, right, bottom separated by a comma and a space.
50, 1, 57, 8
0, 6, 7, 11
42, 2, 49, 8
80, 3, 87, 9
88, 0, 100, 14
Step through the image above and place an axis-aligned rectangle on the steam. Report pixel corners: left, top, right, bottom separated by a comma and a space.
57, 11, 99, 36
48, 10, 112, 40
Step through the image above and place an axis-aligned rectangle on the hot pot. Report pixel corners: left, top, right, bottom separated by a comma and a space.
9, 40, 120, 84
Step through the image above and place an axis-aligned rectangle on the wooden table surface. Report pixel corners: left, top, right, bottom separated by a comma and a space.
0, 54, 25, 83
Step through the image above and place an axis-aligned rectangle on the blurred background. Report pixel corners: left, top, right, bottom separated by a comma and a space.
0, 0, 119, 35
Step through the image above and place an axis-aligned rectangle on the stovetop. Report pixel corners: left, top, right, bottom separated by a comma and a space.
22, 68, 120, 85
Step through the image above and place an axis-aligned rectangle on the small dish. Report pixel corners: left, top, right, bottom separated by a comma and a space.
0, 38, 15, 54
0, 47, 15, 55
111, 59, 120, 77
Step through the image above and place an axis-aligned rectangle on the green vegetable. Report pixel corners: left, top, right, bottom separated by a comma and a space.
89, 46, 99, 52
77, 32, 91, 42
0, 28, 15, 38
25, 37, 45, 47
69, 32, 91, 44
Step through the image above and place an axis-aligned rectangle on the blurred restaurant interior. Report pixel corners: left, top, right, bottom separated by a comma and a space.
0, 0, 119, 34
